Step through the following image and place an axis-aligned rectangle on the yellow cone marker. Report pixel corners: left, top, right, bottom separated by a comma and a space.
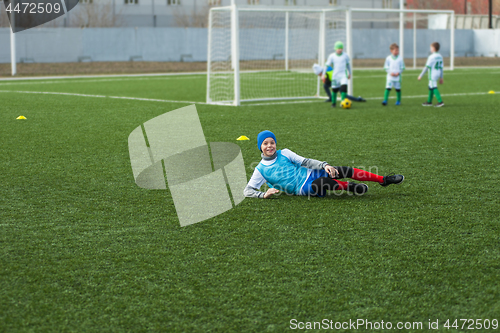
236, 135, 249, 141
488, 90, 495, 94
16, 116, 27, 120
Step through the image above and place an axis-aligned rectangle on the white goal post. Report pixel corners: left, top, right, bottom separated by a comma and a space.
206, 5, 455, 106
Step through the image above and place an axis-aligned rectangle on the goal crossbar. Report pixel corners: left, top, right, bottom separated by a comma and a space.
210, 5, 347, 13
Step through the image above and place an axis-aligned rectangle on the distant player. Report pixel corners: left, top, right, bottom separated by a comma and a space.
382, 43, 405, 106
418, 42, 444, 107
322, 41, 352, 108
243, 130, 404, 199
313, 64, 366, 103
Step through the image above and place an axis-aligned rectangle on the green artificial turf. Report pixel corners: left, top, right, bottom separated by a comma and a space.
1, 68, 499, 332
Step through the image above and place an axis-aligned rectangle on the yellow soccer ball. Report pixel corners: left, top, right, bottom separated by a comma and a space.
340, 98, 352, 109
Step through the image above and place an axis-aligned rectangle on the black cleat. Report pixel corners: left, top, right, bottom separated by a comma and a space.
331, 103, 336, 108
347, 182, 369, 195
358, 97, 367, 102
435, 102, 445, 107
380, 174, 404, 187
422, 102, 433, 106
382, 100, 387, 106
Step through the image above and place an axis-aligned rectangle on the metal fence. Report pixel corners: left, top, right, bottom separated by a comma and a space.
0, 27, 498, 64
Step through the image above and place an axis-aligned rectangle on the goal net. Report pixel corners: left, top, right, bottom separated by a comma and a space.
207, 6, 348, 105
349, 9, 455, 70
206, 6, 455, 106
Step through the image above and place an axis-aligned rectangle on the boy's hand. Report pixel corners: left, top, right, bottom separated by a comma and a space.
391, 72, 399, 77
348, 74, 351, 79
439, 78, 443, 84
418, 75, 422, 81
264, 188, 280, 199
321, 74, 326, 82
325, 165, 339, 178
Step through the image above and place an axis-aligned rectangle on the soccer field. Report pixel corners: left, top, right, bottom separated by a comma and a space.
1, 68, 499, 331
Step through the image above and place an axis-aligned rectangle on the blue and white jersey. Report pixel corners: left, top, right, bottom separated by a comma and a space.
247, 149, 312, 195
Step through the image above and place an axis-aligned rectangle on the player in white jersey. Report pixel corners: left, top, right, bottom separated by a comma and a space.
322, 41, 351, 108
382, 43, 405, 106
418, 42, 444, 107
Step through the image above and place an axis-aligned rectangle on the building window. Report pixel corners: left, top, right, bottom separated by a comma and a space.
247, 0, 259, 4
79, 0, 93, 3
285, 0, 296, 5
329, 0, 337, 5
382, 0, 392, 8
167, 0, 180, 5
208, 0, 221, 5
124, 0, 138, 4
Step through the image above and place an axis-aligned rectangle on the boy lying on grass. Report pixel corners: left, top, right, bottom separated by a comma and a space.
244, 130, 404, 199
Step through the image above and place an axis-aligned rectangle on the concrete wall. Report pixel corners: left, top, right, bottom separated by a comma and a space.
0, 28, 208, 63
352, 29, 475, 59
0, 27, 497, 64
472, 30, 500, 57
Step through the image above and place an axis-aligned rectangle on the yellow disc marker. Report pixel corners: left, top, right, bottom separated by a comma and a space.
236, 135, 250, 141
488, 91, 495, 94
16, 116, 27, 120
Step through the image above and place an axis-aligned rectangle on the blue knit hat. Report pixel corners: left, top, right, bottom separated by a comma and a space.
257, 130, 276, 151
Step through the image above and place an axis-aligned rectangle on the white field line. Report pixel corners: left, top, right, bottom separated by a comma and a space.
241, 78, 297, 81
438, 66, 500, 70
245, 91, 498, 106
368, 91, 497, 100
0, 71, 495, 86
0, 75, 205, 86
107, 95, 206, 104
0, 90, 496, 107
1, 66, 498, 83
0, 90, 205, 104
0, 76, 298, 87
354, 71, 500, 79
0, 90, 107, 98
0, 72, 207, 82
0, 70, 497, 87
350, 66, 500, 71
